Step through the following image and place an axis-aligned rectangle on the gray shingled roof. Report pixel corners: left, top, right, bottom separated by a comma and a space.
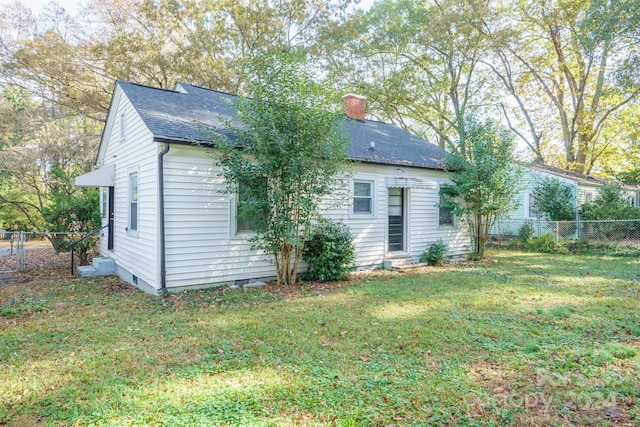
117, 80, 449, 170
530, 163, 638, 191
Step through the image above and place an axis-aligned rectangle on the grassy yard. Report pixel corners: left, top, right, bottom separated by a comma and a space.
1, 250, 639, 426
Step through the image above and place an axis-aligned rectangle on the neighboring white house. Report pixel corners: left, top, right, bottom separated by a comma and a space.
75, 81, 469, 295
493, 163, 639, 236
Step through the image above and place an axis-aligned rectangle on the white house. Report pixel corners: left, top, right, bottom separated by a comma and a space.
493, 163, 639, 236
75, 81, 469, 295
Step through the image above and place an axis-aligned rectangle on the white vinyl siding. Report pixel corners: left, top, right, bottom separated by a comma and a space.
98, 88, 157, 288
160, 152, 469, 288
163, 145, 275, 289
325, 164, 469, 268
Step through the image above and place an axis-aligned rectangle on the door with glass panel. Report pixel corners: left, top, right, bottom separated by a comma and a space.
387, 187, 404, 252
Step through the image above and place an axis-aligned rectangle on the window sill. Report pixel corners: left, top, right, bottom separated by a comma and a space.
349, 212, 376, 219
231, 232, 256, 241
386, 251, 409, 259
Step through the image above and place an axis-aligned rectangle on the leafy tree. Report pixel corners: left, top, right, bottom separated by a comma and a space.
483, 0, 640, 174
616, 168, 640, 184
0, 98, 97, 231
42, 167, 101, 265
581, 183, 640, 220
89, 0, 352, 94
533, 178, 576, 221
442, 118, 524, 259
325, 0, 491, 154
43, 188, 100, 237
210, 54, 350, 285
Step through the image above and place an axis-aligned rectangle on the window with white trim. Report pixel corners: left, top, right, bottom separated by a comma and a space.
438, 194, 454, 226
585, 192, 593, 204
236, 182, 258, 234
353, 181, 373, 214
128, 172, 138, 232
526, 192, 538, 218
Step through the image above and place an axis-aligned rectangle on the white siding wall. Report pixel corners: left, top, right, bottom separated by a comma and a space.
98, 89, 158, 288
323, 163, 469, 268
161, 149, 470, 289
505, 169, 578, 222
577, 184, 600, 205
163, 145, 275, 289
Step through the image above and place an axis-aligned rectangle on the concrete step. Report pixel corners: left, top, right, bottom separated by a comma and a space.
383, 256, 418, 270
78, 257, 116, 278
92, 257, 116, 275
77, 265, 100, 278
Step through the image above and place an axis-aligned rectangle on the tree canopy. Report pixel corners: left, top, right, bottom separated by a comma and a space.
533, 178, 576, 221
209, 54, 350, 285
1, 0, 639, 230
442, 118, 524, 259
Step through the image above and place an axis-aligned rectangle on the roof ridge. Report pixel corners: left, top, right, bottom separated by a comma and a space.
118, 80, 181, 94
175, 82, 239, 97
343, 114, 403, 127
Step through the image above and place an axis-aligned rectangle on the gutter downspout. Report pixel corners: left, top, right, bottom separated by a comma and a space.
158, 142, 170, 296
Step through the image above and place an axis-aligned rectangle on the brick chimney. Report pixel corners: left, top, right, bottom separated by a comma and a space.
343, 94, 366, 121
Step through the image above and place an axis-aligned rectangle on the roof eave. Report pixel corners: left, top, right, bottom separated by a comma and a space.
349, 158, 447, 171
152, 137, 449, 171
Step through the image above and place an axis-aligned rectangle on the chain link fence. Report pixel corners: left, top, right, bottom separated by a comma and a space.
0, 231, 97, 274
492, 219, 640, 248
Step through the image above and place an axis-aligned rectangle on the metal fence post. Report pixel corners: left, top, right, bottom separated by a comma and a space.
556, 222, 559, 243
16, 231, 25, 271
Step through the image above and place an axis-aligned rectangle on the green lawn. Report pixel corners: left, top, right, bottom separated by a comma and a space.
1, 251, 639, 426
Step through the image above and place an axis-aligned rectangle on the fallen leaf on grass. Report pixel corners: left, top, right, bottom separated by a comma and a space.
604, 407, 624, 419
359, 355, 370, 362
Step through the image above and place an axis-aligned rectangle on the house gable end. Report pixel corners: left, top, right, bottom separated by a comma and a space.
97, 82, 155, 167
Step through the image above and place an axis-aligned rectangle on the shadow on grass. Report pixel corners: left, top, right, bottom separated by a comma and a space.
1, 252, 639, 425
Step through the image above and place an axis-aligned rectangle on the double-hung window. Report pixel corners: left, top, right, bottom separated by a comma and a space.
236, 183, 258, 234
128, 171, 138, 232
353, 181, 373, 214
585, 192, 593, 204
527, 193, 538, 218
438, 194, 454, 226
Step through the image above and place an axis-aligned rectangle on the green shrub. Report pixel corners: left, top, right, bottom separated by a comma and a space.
506, 239, 523, 250
419, 240, 449, 266
566, 240, 640, 257
533, 177, 576, 221
581, 182, 640, 220
518, 222, 534, 244
302, 218, 355, 281
524, 234, 567, 254
568, 236, 590, 252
